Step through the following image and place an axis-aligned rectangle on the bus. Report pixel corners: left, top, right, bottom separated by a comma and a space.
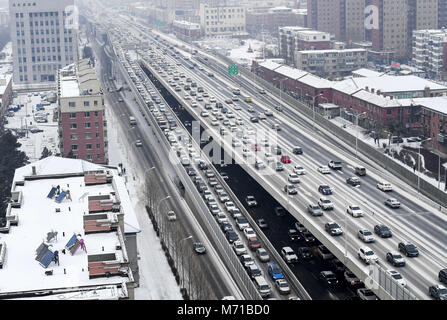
129, 116, 137, 126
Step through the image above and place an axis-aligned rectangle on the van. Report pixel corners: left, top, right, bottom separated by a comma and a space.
355, 166, 366, 176
253, 276, 271, 297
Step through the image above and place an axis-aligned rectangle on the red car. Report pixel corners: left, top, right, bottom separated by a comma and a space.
254, 144, 261, 152
281, 155, 291, 164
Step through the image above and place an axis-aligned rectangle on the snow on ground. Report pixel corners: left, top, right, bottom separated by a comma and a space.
105, 91, 182, 300
331, 116, 446, 191
4, 92, 59, 162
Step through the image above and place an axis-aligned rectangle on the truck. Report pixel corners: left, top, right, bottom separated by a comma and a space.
129, 116, 137, 126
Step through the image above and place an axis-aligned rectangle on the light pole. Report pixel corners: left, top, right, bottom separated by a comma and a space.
178, 235, 192, 287
306, 93, 323, 129
274, 77, 287, 111
354, 112, 368, 158
418, 138, 432, 194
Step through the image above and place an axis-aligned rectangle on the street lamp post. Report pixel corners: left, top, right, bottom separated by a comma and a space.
306, 93, 323, 129
418, 138, 432, 194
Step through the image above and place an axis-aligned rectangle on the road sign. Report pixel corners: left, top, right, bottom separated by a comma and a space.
228, 64, 238, 76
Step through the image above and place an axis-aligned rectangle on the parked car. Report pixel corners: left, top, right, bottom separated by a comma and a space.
248, 237, 261, 250
233, 240, 247, 256
240, 254, 255, 268
246, 264, 262, 279
235, 217, 250, 230
225, 230, 239, 243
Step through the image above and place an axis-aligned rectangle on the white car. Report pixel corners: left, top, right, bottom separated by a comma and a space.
211, 119, 219, 126
243, 227, 256, 240
225, 201, 236, 212
235, 118, 244, 125
357, 229, 375, 243
233, 240, 247, 256
260, 138, 269, 147
209, 96, 216, 102
377, 181, 393, 191
232, 139, 242, 147
191, 101, 198, 107
255, 160, 266, 169
200, 111, 209, 117
240, 254, 254, 267
358, 246, 379, 264
288, 173, 300, 184
264, 153, 275, 163
167, 210, 177, 221
318, 197, 334, 210
347, 205, 363, 217
184, 94, 191, 100
293, 165, 306, 175
385, 198, 401, 208
216, 212, 228, 224
242, 148, 252, 158
281, 247, 298, 263
234, 104, 242, 111
386, 270, 407, 287
317, 165, 331, 174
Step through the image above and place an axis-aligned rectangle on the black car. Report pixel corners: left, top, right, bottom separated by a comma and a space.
220, 221, 233, 233
320, 271, 339, 286
398, 242, 419, 257
193, 242, 206, 254
439, 269, 447, 285
288, 229, 300, 241
185, 166, 196, 176
198, 161, 208, 170
257, 218, 268, 229
292, 146, 303, 155
318, 185, 332, 195
297, 247, 313, 260
374, 224, 392, 238
329, 258, 346, 274
250, 116, 259, 123
429, 285, 447, 300
301, 231, 316, 243
225, 230, 239, 243
274, 207, 286, 216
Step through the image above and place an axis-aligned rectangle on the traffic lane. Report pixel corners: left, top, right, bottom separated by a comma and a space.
95, 44, 233, 299
218, 161, 352, 300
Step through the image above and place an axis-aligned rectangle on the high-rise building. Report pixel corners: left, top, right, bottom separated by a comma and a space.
199, 3, 246, 37
439, 0, 447, 28
370, 0, 438, 61
9, 0, 79, 85
307, 0, 365, 42
57, 59, 108, 164
413, 29, 447, 80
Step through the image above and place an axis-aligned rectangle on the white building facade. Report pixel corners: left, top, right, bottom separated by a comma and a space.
9, 0, 78, 84
200, 3, 246, 37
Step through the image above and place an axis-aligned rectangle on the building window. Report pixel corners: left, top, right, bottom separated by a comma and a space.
86, 154, 92, 160
86, 144, 92, 150
68, 101, 76, 107
96, 143, 100, 149
84, 111, 90, 118
85, 122, 91, 128
84, 101, 90, 107
95, 122, 99, 128
70, 134, 77, 140
94, 100, 98, 106
69, 113, 76, 119
94, 111, 98, 117
70, 123, 77, 129
71, 145, 78, 151
85, 133, 92, 139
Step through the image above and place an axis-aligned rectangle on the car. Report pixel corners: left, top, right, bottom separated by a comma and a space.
385, 198, 400, 208
294, 222, 307, 233
224, 201, 236, 212
317, 245, 334, 260
240, 254, 255, 268
216, 212, 228, 224
284, 184, 298, 195
288, 229, 300, 241
318, 185, 332, 195
243, 227, 256, 240
398, 242, 419, 257
235, 217, 250, 230
230, 209, 242, 219
328, 160, 342, 170
256, 248, 270, 263
325, 222, 343, 236
318, 197, 334, 210
308, 204, 323, 216
347, 205, 363, 217
246, 264, 262, 279
377, 181, 393, 191
245, 195, 257, 207
280, 155, 291, 164
200, 111, 209, 117
320, 271, 338, 286
167, 210, 177, 221
275, 279, 291, 295
264, 109, 273, 116
386, 252, 406, 267
346, 176, 361, 186
250, 116, 259, 123
281, 247, 298, 264
257, 219, 268, 230
374, 224, 392, 238
275, 162, 284, 171
357, 229, 375, 243
358, 246, 378, 264
259, 89, 266, 94
233, 240, 247, 256
221, 221, 233, 233
193, 242, 206, 254
271, 145, 282, 155
429, 285, 447, 300
267, 264, 284, 280
297, 247, 313, 260
255, 160, 266, 170
248, 237, 261, 250
301, 231, 316, 243
317, 165, 331, 174
225, 230, 239, 243
293, 165, 306, 175
344, 270, 361, 286
274, 207, 286, 217
288, 173, 300, 184
386, 269, 407, 287
135, 140, 143, 147
292, 146, 303, 155
357, 288, 378, 300
218, 192, 230, 203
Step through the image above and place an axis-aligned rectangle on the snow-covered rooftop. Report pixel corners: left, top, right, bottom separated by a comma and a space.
0, 157, 140, 297
410, 96, 447, 115
275, 65, 308, 80
298, 73, 332, 88
59, 59, 101, 98
337, 75, 447, 94
258, 59, 282, 70
352, 68, 385, 78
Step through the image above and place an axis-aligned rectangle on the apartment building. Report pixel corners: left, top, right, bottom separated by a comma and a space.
0, 156, 140, 299
9, 0, 78, 85
279, 26, 330, 65
413, 29, 447, 80
199, 3, 247, 37
295, 48, 367, 78
57, 58, 108, 164
246, 6, 307, 34
440, 0, 447, 28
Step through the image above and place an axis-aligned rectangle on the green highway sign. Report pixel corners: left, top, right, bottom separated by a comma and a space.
228, 64, 238, 75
